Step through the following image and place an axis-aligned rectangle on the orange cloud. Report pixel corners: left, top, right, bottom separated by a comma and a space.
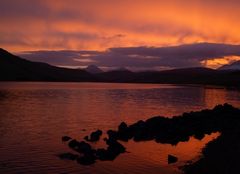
201, 56, 240, 69
1, 0, 240, 53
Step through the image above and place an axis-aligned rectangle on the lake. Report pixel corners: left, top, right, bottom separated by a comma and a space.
0, 82, 239, 174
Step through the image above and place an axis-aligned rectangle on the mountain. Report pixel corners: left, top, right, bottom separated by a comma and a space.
0, 48, 96, 81
0, 48, 240, 87
134, 67, 221, 83
113, 67, 130, 72
96, 67, 135, 82
218, 61, 240, 71
135, 67, 240, 87
85, 65, 103, 74
96, 66, 240, 87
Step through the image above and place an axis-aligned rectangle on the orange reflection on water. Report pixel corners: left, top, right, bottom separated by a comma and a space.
121, 132, 220, 172
0, 82, 239, 174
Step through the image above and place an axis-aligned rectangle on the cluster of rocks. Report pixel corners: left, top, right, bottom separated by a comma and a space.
59, 133, 125, 165
106, 104, 240, 146
59, 103, 240, 171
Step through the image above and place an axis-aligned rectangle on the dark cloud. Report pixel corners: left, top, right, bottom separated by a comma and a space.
0, 0, 50, 20
19, 50, 101, 66
18, 43, 240, 70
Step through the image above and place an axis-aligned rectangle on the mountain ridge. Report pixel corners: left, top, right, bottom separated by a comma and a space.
0, 48, 97, 81
84, 65, 103, 74
0, 48, 240, 87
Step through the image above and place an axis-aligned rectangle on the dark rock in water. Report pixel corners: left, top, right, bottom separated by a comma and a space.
60, 104, 240, 170
194, 133, 205, 140
77, 153, 96, 165
95, 148, 109, 160
118, 122, 128, 132
62, 136, 72, 142
85, 130, 103, 142
95, 138, 126, 161
58, 153, 78, 160
84, 135, 88, 141
96, 148, 119, 161
168, 154, 178, 164
68, 139, 79, 148
116, 122, 132, 141
68, 140, 93, 154
107, 130, 118, 140
106, 138, 126, 154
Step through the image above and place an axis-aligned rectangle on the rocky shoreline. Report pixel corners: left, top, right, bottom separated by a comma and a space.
59, 103, 240, 173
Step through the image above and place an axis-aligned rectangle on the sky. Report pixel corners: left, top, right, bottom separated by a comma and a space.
1, 0, 240, 70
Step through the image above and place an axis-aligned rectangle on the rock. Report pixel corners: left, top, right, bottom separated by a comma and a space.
58, 153, 78, 160
59, 104, 240, 168
107, 130, 118, 140
84, 135, 88, 141
68, 139, 79, 148
118, 122, 128, 132
194, 133, 205, 140
85, 130, 103, 142
106, 138, 126, 154
77, 153, 96, 165
68, 140, 93, 154
62, 136, 72, 142
96, 148, 110, 161
94, 138, 126, 161
168, 154, 178, 164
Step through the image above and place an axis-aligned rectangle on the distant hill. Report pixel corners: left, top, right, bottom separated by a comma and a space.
136, 67, 240, 87
97, 68, 135, 82
218, 61, 240, 71
113, 67, 130, 72
85, 65, 103, 74
96, 67, 240, 87
134, 67, 222, 84
0, 48, 240, 87
0, 48, 96, 81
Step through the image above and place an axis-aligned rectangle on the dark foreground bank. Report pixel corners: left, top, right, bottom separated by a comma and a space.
60, 104, 240, 173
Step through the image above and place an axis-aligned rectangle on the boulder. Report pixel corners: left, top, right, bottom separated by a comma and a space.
68, 140, 93, 154
58, 153, 78, 160
85, 130, 103, 142
118, 122, 128, 132
77, 154, 96, 165
62, 136, 72, 142
168, 154, 178, 164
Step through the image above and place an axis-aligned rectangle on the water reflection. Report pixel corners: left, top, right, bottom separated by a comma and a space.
0, 82, 239, 174
123, 132, 220, 168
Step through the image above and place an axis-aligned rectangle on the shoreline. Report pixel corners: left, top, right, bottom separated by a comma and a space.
60, 104, 240, 173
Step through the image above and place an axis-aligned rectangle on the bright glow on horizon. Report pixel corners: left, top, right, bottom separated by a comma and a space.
201, 56, 240, 69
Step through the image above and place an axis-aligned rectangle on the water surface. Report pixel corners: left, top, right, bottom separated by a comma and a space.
0, 82, 239, 174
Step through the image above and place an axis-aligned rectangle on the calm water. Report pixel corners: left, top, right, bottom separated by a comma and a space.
0, 82, 239, 174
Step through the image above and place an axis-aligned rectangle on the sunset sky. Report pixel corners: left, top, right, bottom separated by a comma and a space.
1, 0, 240, 70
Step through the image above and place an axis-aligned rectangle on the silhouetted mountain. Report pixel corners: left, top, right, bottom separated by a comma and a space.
134, 67, 221, 83
85, 65, 103, 74
0, 48, 96, 81
96, 67, 240, 87
113, 67, 130, 72
1, 48, 240, 87
97, 68, 135, 82
218, 61, 240, 71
